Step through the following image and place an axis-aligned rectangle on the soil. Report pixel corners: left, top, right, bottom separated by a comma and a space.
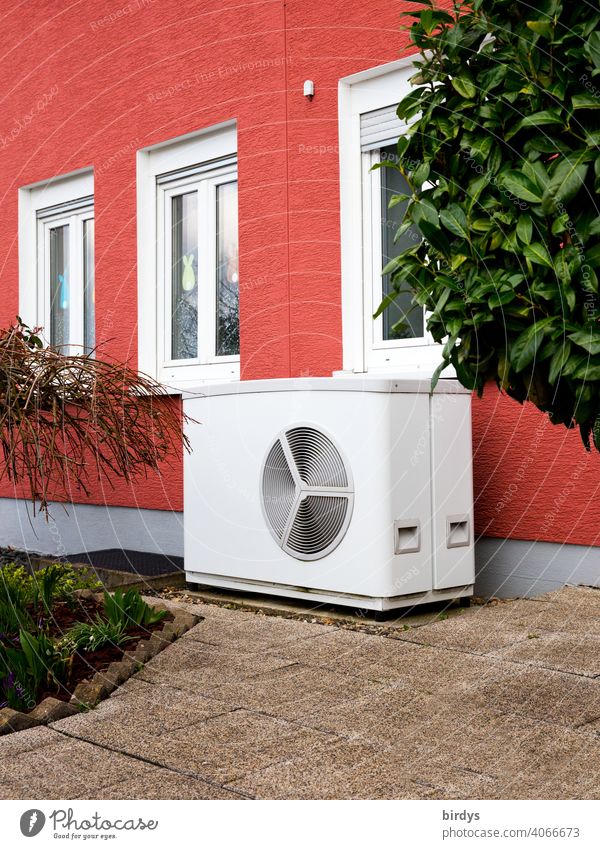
4, 597, 173, 708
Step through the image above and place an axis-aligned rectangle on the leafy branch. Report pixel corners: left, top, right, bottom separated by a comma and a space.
382, 0, 600, 449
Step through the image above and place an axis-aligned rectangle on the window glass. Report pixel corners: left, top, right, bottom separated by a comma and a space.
50, 224, 70, 350
216, 180, 239, 356
83, 218, 95, 353
380, 145, 423, 340
171, 191, 198, 360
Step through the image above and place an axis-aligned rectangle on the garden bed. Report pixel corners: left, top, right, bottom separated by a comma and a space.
0, 563, 202, 736
32, 593, 174, 705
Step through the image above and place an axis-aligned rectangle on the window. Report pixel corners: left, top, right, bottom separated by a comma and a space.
19, 170, 94, 354
137, 122, 239, 386
38, 201, 95, 352
362, 141, 425, 362
339, 59, 446, 375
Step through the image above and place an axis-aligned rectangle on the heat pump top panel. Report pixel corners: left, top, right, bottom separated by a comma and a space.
181, 376, 471, 399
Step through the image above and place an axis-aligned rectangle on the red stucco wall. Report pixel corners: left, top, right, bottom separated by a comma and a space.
472, 389, 599, 547
0, 0, 597, 545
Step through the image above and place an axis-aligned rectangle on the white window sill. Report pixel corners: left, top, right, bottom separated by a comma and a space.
332, 363, 457, 381
149, 374, 239, 396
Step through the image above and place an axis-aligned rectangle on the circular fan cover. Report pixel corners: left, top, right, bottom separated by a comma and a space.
261, 426, 354, 561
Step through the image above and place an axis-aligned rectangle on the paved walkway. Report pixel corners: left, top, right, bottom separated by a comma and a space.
2, 586, 600, 799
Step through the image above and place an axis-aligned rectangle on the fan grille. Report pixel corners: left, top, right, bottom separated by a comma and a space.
287, 495, 350, 556
287, 427, 348, 487
262, 438, 297, 540
261, 425, 354, 561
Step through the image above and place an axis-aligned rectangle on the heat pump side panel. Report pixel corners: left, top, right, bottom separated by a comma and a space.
430, 392, 475, 590
386, 392, 433, 596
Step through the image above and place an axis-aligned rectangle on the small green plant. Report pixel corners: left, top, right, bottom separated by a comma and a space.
0, 630, 69, 709
31, 564, 64, 614
19, 629, 68, 691
103, 588, 167, 630
0, 563, 31, 610
0, 565, 34, 637
54, 564, 102, 599
62, 618, 130, 654
0, 597, 34, 637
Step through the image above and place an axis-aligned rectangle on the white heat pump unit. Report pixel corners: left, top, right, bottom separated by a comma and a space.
183, 377, 474, 612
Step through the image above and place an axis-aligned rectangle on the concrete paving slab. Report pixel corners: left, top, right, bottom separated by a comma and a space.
300, 685, 512, 759
473, 596, 600, 636
0, 733, 162, 798
173, 587, 466, 630
180, 606, 336, 651
265, 627, 430, 682
84, 770, 248, 800
205, 662, 385, 721
54, 679, 235, 739
468, 664, 600, 727
536, 586, 600, 609
392, 612, 532, 654
58, 707, 336, 786
0, 725, 59, 758
132, 637, 294, 692
224, 735, 499, 800
494, 632, 600, 677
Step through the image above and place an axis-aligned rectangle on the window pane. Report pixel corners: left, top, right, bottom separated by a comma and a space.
50, 225, 70, 350
171, 192, 198, 360
83, 218, 95, 353
216, 181, 239, 356
380, 145, 423, 340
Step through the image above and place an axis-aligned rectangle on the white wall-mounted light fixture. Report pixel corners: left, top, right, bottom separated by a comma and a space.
303, 80, 315, 100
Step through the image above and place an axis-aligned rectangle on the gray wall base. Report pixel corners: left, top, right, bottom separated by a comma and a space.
0, 498, 183, 558
0, 497, 597, 599
475, 537, 599, 599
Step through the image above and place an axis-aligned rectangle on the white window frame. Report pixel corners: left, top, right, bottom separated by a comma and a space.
338, 58, 450, 376
38, 205, 94, 351
137, 121, 239, 388
18, 169, 94, 353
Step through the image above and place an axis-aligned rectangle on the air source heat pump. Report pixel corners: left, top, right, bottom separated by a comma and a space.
183, 377, 474, 612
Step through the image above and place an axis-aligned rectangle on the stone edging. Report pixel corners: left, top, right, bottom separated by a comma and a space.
0, 596, 202, 737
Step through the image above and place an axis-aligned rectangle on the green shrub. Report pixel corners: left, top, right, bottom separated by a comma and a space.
381, 0, 600, 448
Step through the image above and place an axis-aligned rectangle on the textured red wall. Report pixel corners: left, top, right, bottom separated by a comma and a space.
472, 388, 599, 547
0, 0, 597, 546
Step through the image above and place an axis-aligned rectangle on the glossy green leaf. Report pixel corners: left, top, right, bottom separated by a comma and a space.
523, 243, 553, 267
516, 215, 533, 244
500, 171, 544, 203
511, 318, 554, 372
526, 20, 553, 38
584, 31, 600, 69
548, 342, 572, 384
572, 93, 600, 110
542, 153, 589, 213
451, 74, 477, 99
439, 204, 470, 239
568, 328, 600, 355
